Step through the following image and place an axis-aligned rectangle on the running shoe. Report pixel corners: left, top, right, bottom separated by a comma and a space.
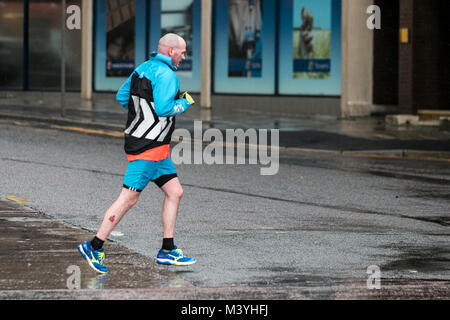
156, 246, 196, 266
78, 241, 108, 274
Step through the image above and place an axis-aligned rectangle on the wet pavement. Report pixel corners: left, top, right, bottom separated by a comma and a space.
0, 198, 191, 291
1, 198, 449, 300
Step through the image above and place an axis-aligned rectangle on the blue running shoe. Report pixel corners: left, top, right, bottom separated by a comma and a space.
78, 241, 108, 274
156, 246, 196, 266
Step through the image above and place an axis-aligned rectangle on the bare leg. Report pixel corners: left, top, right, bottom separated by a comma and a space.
95, 187, 140, 241
160, 178, 183, 239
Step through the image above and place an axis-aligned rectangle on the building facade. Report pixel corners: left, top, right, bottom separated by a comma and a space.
0, 0, 448, 117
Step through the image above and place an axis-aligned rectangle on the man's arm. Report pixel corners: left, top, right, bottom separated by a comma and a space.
152, 72, 191, 117
116, 72, 134, 109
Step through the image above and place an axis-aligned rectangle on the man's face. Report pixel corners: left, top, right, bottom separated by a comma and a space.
170, 40, 186, 68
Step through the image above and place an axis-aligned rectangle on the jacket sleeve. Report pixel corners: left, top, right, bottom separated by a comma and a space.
152, 71, 191, 117
116, 72, 134, 109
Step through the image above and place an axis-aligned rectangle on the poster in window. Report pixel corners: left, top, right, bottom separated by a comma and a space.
228, 0, 262, 78
293, 0, 331, 79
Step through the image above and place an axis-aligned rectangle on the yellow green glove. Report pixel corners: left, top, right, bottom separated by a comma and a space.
181, 92, 195, 105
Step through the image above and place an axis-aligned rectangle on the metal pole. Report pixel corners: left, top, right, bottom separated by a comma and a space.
61, 0, 66, 117
81, 0, 93, 101
23, 0, 29, 90
200, 0, 212, 109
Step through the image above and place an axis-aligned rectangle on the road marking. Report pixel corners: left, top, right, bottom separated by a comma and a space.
0, 119, 31, 126
49, 125, 124, 138
5, 195, 30, 203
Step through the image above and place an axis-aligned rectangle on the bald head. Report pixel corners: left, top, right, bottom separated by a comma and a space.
157, 33, 186, 67
158, 33, 185, 54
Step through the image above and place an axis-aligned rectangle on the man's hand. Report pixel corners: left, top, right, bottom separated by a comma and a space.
181, 92, 195, 105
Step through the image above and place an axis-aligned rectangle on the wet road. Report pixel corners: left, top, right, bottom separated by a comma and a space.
0, 122, 449, 290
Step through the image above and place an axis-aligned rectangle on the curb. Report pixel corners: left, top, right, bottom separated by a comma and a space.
1, 112, 450, 162
340, 149, 450, 162
0, 112, 123, 131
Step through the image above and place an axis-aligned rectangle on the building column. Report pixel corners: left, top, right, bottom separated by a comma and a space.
341, 0, 375, 117
200, 0, 212, 108
81, 0, 93, 100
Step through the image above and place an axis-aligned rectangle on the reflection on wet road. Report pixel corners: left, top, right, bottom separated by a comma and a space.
0, 123, 449, 292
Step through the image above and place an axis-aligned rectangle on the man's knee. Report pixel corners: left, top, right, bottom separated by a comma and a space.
177, 187, 184, 199
167, 186, 183, 200
127, 195, 139, 207
120, 189, 140, 208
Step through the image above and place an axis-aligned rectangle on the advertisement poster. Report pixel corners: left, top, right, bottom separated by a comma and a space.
161, 0, 194, 73
228, 0, 262, 78
292, 0, 331, 79
105, 0, 135, 77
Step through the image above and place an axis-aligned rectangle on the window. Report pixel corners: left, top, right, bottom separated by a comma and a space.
0, 0, 24, 89
214, 0, 276, 94
278, 0, 341, 95
28, 0, 81, 90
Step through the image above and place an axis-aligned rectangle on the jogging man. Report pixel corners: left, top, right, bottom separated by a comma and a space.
78, 33, 196, 274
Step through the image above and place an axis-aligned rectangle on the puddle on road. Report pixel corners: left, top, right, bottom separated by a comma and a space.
401, 185, 450, 202
380, 244, 450, 274
247, 266, 339, 287
410, 216, 450, 227
245, 268, 349, 299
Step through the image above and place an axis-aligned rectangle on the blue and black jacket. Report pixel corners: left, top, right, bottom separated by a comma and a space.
116, 52, 191, 155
